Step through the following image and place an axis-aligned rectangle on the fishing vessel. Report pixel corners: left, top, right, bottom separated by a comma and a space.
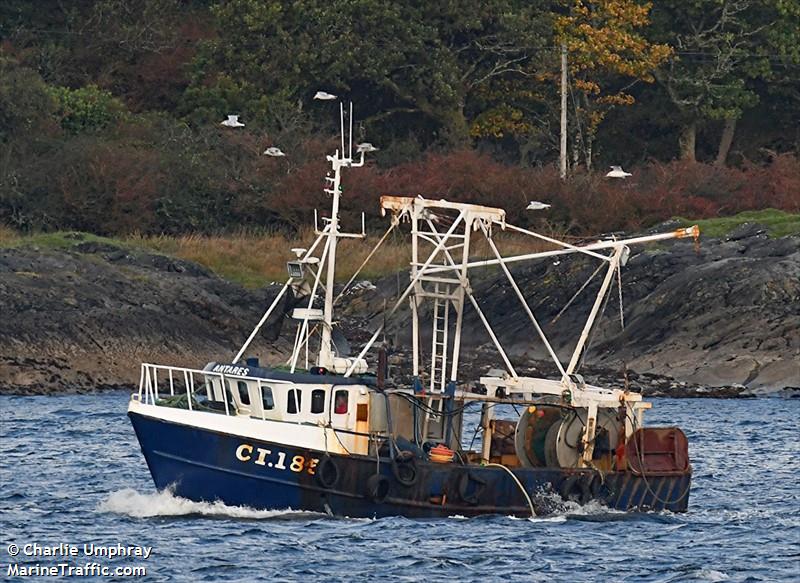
128, 104, 695, 517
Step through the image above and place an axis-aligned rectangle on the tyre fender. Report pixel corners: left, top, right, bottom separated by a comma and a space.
582, 473, 602, 502
316, 455, 340, 489
392, 451, 418, 487
560, 473, 601, 504
457, 470, 487, 506
366, 474, 391, 503
560, 474, 584, 503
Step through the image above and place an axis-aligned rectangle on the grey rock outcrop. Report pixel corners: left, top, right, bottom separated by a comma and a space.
0, 240, 292, 394
464, 227, 799, 392
344, 225, 799, 394
0, 226, 797, 395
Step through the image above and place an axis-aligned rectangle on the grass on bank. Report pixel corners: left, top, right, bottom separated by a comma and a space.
676, 208, 800, 239
126, 228, 562, 288
129, 229, 416, 288
0, 228, 124, 250
2, 209, 798, 288
0, 224, 561, 288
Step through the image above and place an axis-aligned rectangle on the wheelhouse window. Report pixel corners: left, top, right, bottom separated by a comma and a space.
287, 389, 302, 414
311, 389, 325, 414
222, 380, 235, 404
237, 381, 250, 405
261, 386, 274, 410
334, 390, 348, 414
204, 379, 213, 399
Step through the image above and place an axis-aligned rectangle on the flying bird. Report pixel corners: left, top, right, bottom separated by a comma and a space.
356, 142, 379, 153
606, 165, 632, 178
526, 201, 551, 211
314, 91, 337, 100
220, 115, 244, 128
263, 147, 286, 157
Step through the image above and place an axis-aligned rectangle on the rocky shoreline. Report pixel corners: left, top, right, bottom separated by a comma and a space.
1, 225, 798, 396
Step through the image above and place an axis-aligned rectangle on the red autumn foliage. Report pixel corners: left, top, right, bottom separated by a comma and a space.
53, 141, 163, 234
270, 150, 800, 235
9, 128, 798, 237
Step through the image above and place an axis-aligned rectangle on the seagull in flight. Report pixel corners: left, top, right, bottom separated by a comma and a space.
314, 91, 337, 100
356, 142, 379, 153
220, 115, 245, 128
263, 147, 286, 157
606, 165, 632, 178
526, 201, 551, 211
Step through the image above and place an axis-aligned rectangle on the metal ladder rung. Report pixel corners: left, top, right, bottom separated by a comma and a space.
429, 265, 454, 270
417, 292, 460, 301
419, 274, 461, 293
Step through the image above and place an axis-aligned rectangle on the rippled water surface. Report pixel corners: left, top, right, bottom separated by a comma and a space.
1, 393, 798, 582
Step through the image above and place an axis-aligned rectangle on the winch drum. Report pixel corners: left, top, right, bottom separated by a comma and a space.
514, 407, 621, 469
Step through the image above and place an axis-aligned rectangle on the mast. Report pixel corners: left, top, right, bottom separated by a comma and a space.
233, 102, 369, 372
560, 45, 568, 180
318, 154, 342, 368
318, 102, 364, 369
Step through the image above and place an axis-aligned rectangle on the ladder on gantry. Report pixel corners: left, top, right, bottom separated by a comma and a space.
417, 238, 465, 439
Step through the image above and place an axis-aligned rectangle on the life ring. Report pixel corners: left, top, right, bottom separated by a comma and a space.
392, 451, 418, 487
366, 474, 390, 503
457, 471, 487, 505
316, 455, 340, 489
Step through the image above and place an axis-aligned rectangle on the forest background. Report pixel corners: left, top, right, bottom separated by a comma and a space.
1, 0, 798, 239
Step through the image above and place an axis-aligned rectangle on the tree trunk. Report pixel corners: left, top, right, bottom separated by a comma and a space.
679, 122, 696, 162
581, 93, 594, 170
437, 107, 470, 149
714, 117, 736, 167
584, 135, 593, 171
560, 45, 568, 180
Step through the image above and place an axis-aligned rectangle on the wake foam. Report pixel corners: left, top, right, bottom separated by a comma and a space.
523, 491, 630, 521
693, 569, 730, 582
99, 488, 323, 520
100, 488, 660, 523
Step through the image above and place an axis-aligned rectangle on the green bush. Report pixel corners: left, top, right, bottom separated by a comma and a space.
47, 85, 128, 134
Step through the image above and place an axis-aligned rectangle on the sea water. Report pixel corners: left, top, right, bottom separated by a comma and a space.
1, 393, 798, 582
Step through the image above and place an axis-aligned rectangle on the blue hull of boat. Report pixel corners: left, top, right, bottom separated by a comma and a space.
129, 411, 691, 517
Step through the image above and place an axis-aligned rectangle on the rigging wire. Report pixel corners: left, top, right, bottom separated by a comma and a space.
576, 273, 613, 373
390, 390, 478, 418
333, 220, 396, 305
616, 262, 625, 331
550, 261, 605, 325
467, 423, 484, 452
